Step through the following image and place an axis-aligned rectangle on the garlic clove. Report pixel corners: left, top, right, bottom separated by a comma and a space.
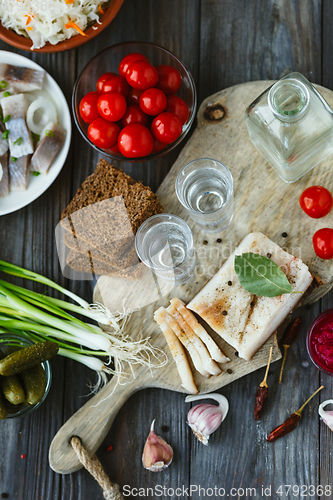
318, 399, 333, 431
142, 420, 173, 472
185, 393, 229, 446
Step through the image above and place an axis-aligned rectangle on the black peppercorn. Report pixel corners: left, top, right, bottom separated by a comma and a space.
203, 240, 208, 245
222, 310, 228, 316
228, 281, 232, 286
227, 369, 233, 374
216, 238, 222, 243
282, 232, 288, 238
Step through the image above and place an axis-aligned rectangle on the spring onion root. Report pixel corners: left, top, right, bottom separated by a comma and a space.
0, 260, 167, 389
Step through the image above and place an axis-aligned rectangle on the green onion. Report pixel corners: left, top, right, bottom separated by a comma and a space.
2, 130, 8, 139
0, 260, 167, 384
45, 130, 53, 137
3, 115, 10, 123
31, 132, 40, 142
3, 92, 10, 97
0, 80, 7, 89
11, 157, 17, 162
32, 171, 40, 176
13, 137, 22, 146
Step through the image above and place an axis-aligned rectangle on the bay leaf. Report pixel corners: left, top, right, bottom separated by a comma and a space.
234, 252, 293, 297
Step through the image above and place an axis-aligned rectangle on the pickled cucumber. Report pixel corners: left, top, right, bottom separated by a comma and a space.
21, 364, 47, 405
0, 342, 58, 376
2, 375, 25, 405
0, 386, 8, 420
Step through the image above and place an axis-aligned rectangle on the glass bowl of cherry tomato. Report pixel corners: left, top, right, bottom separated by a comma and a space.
72, 41, 197, 161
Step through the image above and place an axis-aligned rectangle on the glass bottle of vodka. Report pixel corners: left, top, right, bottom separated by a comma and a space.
245, 72, 333, 183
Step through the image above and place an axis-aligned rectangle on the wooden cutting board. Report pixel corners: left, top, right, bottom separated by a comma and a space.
49, 80, 333, 474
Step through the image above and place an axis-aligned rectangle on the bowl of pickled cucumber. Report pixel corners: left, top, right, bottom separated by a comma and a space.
0, 336, 58, 419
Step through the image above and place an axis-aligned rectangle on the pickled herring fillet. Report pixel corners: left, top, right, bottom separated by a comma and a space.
0, 135, 8, 157
0, 64, 44, 92
0, 152, 9, 197
187, 232, 313, 361
1, 94, 34, 158
0, 122, 9, 158
154, 307, 198, 394
9, 155, 30, 191
30, 123, 66, 174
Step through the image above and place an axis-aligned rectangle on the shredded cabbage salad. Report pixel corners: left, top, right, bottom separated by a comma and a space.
0, 0, 106, 50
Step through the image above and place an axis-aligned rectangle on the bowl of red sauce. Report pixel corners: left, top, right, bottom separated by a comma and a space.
307, 309, 333, 375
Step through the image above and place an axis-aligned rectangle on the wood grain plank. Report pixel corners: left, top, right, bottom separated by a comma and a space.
0, 0, 331, 498
191, 1, 324, 497
319, 1, 333, 493
0, 41, 75, 500
57, 1, 201, 498
72, 0, 200, 193
198, 0, 322, 103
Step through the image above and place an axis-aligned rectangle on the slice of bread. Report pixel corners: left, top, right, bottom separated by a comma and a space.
60, 159, 163, 234
60, 159, 164, 279
60, 159, 136, 222
63, 231, 138, 269
66, 249, 145, 281
61, 196, 137, 257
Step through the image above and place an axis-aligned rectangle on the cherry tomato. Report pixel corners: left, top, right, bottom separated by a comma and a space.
166, 95, 189, 125
125, 60, 158, 90
110, 144, 122, 155
121, 104, 149, 127
156, 65, 182, 95
127, 88, 143, 105
97, 92, 127, 122
151, 112, 182, 144
299, 186, 333, 219
313, 228, 333, 259
102, 75, 129, 97
96, 72, 116, 93
88, 118, 120, 149
119, 53, 149, 78
79, 92, 100, 124
139, 88, 167, 116
152, 139, 167, 155
118, 123, 153, 158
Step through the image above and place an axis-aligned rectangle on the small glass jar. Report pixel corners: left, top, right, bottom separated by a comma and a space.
245, 72, 333, 183
0, 334, 52, 418
307, 309, 333, 376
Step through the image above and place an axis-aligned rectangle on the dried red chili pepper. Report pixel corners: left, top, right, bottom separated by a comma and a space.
267, 413, 300, 442
254, 346, 273, 420
266, 385, 324, 442
279, 317, 302, 383
254, 385, 268, 421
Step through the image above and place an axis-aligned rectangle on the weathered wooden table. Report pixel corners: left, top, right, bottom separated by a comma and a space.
1, 1, 332, 499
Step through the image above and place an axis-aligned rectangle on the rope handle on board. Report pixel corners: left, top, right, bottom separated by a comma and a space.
70, 436, 124, 500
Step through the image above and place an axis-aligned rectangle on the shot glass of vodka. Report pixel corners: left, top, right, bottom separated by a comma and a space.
175, 158, 234, 232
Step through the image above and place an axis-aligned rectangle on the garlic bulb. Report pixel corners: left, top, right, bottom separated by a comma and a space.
318, 399, 333, 431
185, 393, 229, 445
142, 420, 173, 472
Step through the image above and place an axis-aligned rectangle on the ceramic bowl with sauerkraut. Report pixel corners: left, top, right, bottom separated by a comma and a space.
0, 0, 124, 52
